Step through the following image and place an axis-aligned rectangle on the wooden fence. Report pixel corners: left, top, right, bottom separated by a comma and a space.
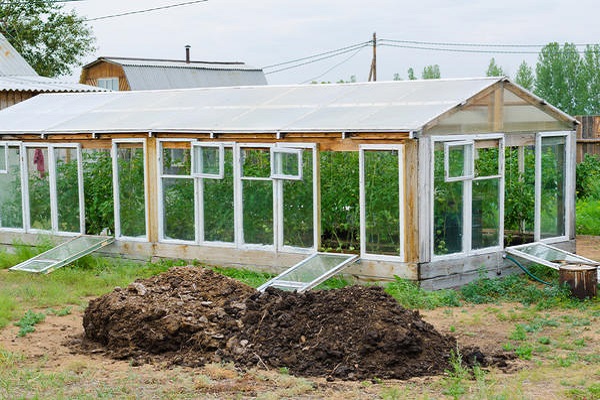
576, 115, 600, 163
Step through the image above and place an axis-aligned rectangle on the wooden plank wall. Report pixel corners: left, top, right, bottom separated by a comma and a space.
576, 115, 600, 162
0, 91, 35, 110
80, 62, 130, 91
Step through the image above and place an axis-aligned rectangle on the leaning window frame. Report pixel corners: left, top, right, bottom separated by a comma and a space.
191, 142, 225, 179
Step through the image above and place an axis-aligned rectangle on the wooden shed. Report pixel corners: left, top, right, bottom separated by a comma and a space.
80, 55, 268, 91
0, 33, 104, 110
0, 77, 579, 288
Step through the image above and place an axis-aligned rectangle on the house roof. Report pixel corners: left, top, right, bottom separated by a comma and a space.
0, 77, 577, 135
0, 33, 38, 76
0, 75, 107, 93
83, 56, 268, 89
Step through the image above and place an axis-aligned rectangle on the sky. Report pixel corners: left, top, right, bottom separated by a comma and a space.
66, 0, 600, 85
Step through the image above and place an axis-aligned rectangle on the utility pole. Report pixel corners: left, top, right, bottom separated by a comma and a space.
368, 32, 377, 82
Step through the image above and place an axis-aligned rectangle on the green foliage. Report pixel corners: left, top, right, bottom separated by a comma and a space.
442, 348, 470, 399
0, 1, 96, 77
82, 150, 114, 235
117, 147, 146, 237
14, 310, 45, 337
515, 60, 535, 90
385, 277, 461, 309
576, 154, 600, 200
486, 57, 505, 77
422, 64, 441, 79
407, 67, 416, 80
576, 199, 600, 235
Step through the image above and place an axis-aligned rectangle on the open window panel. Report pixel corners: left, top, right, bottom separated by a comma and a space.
506, 242, 600, 281
0, 143, 7, 174
191, 142, 224, 179
9, 235, 114, 274
444, 140, 474, 182
257, 253, 359, 293
271, 147, 303, 180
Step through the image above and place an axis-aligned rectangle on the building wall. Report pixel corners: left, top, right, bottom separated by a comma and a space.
0, 91, 35, 110
80, 62, 130, 91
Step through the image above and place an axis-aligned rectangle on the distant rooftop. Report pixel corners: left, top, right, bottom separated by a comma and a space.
83, 56, 263, 71
0, 32, 38, 77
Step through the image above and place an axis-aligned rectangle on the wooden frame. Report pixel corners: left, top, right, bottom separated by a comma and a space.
0, 142, 7, 174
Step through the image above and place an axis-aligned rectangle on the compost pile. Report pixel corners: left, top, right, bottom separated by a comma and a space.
82, 266, 463, 380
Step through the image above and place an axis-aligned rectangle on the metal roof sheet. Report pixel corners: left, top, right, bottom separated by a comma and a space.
0, 75, 107, 93
0, 33, 38, 76
121, 65, 268, 90
0, 77, 573, 135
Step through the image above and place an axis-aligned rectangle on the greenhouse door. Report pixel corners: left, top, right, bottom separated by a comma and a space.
359, 145, 405, 260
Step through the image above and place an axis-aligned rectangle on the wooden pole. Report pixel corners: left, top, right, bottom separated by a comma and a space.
368, 32, 377, 82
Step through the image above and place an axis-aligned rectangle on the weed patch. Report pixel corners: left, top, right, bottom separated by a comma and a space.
14, 310, 45, 337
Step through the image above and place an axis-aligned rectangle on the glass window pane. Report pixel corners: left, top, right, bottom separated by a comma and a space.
162, 177, 194, 241
434, 145, 463, 255
283, 149, 313, 248
162, 146, 190, 176
364, 150, 400, 256
504, 146, 535, 245
472, 179, 500, 249
0, 144, 6, 173
117, 144, 146, 238
28, 147, 51, 230
242, 148, 270, 178
192, 144, 222, 177
55, 147, 81, 233
475, 141, 500, 177
446, 142, 472, 180
204, 148, 234, 242
320, 151, 359, 252
273, 149, 301, 179
0, 146, 22, 229
82, 149, 114, 235
242, 180, 273, 245
541, 136, 566, 239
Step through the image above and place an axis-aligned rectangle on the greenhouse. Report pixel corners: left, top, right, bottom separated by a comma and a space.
0, 77, 578, 288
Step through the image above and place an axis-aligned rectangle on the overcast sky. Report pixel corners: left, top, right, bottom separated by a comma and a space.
67, 0, 600, 85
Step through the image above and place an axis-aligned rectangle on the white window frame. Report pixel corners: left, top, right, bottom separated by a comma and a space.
431, 134, 505, 261
0, 142, 24, 232
22, 143, 84, 236
444, 140, 474, 182
275, 143, 317, 254
112, 139, 148, 242
0, 142, 7, 174
97, 77, 119, 91
534, 131, 572, 244
271, 147, 303, 181
359, 144, 405, 262
191, 142, 224, 179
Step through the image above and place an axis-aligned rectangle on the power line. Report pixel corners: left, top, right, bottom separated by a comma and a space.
379, 38, 597, 48
265, 43, 370, 75
379, 43, 542, 55
300, 46, 366, 84
84, 0, 208, 22
262, 41, 370, 70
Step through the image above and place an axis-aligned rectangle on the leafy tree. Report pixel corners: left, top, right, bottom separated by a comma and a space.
393, 72, 402, 81
486, 57, 505, 77
422, 64, 441, 79
407, 67, 417, 80
0, 1, 95, 77
514, 60, 535, 91
534, 42, 586, 115
581, 44, 600, 114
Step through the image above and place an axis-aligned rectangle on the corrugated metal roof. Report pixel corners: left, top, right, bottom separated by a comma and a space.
0, 75, 107, 93
0, 33, 38, 76
104, 57, 263, 71
121, 65, 267, 90
0, 77, 574, 135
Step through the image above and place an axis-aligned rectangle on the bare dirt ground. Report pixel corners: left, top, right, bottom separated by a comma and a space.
0, 236, 599, 399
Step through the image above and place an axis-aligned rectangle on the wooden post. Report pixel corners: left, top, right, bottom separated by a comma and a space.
559, 264, 598, 299
368, 32, 376, 82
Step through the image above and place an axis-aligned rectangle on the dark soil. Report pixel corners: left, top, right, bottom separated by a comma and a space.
81, 266, 484, 380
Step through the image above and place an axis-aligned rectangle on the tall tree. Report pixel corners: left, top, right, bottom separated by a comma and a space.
581, 45, 600, 114
407, 67, 417, 80
486, 57, 505, 77
514, 61, 535, 91
534, 42, 586, 115
422, 64, 440, 79
0, 1, 95, 77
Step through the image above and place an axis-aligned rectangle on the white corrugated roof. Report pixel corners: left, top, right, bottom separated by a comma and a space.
0, 75, 107, 93
0, 33, 38, 77
0, 77, 571, 135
